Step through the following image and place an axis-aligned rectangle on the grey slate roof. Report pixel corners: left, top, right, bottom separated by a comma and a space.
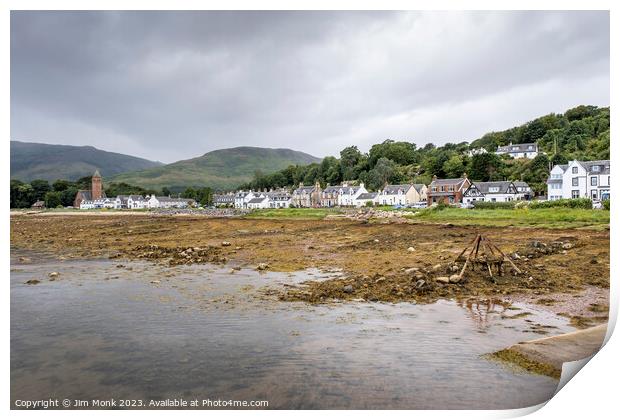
496, 143, 538, 153
579, 160, 610, 175
470, 181, 514, 194
429, 178, 466, 187
382, 184, 413, 194
357, 192, 378, 201
412, 184, 426, 194
293, 186, 316, 194
248, 197, 267, 204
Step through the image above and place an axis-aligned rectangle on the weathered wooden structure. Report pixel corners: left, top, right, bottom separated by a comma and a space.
453, 234, 521, 280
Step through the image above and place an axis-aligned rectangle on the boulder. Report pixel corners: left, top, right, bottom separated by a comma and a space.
256, 262, 269, 271
449, 274, 461, 283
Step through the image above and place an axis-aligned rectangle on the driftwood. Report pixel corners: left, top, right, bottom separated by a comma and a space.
453, 234, 521, 281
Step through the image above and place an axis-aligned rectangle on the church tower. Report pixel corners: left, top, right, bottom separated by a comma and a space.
91, 169, 103, 200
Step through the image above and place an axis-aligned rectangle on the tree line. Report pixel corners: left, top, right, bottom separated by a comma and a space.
240, 105, 609, 196
10, 177, 214, 209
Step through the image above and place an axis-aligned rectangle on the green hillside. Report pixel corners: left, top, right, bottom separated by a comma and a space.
11, 141, 163, 182
110, 147, 321, 191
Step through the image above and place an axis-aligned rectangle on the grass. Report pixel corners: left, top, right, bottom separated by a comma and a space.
409, 207, 609, 229
244, 208, 343, 219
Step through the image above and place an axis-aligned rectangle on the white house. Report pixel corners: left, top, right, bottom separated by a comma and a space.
265, 191, 292, 208
467, 147, 489, 157
148, 195, 194, 209
547, 160, 610, 201
214, 193, 236, 208
79, 200, 95, 209
496, 142, 539, 159
354, 192, 379, 207
513, 181, 533, 200
462, 181, 519, 204
234, 191, 256, 209
246, 195, 270, 209
338, 183, 368, 206
127, 195, 148, 209
377, 184, 426, 206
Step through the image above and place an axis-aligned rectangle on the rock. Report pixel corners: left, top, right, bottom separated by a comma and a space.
229, 269, 236, 274
232, 266, 242, 271
450, 265, 459, 273
404, 267, 419, 274
432, 264, 442, 272
562, 243, 574, 250
528, 276, 534, 281
235, 246, 242, 250
407, 247, 416, 252
256, 262, 269, 271
374, 239, 380, 243
25, 279, 40, 285
343, 285, 354, 293
414, 272, 425, 280
18, 256, 32, 263
150, 280, 161, 284
449, 274, 461, 283
48, 272, 60, 279
221, 241, 232, 247
436, 276, 450, 283
415, 279, 426, 289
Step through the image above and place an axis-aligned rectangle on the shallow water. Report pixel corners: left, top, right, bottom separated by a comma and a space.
11, 251, 573, 409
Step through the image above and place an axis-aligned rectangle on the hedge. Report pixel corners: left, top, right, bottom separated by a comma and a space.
472, 201, 516, 210
529, 198, 592, 209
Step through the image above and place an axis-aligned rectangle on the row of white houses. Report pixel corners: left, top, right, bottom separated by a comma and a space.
216, 179, 534, 209
79, 194, 194, 210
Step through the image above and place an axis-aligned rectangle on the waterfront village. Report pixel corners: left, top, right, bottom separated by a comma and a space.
69, 148, 610, 211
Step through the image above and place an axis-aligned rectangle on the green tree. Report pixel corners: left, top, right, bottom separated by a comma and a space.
467, 153, 504, 181
442, 155, 465, 178
44, 191, 62, 208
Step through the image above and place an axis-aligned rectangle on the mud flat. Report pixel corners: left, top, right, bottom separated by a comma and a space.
491, 324, 608, 379
10, 213, 609, 323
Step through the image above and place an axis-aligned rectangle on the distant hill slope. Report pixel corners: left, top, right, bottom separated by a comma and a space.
110, 146, 321, 191
11, 141, 164, 182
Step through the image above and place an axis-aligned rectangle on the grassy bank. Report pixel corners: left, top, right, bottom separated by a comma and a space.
244, 208, 343, 219
411, 207, 609, 229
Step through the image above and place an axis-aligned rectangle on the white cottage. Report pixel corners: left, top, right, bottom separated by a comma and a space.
462, 181, 519, 204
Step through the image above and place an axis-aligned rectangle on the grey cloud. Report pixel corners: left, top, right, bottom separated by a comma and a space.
11, 11, 609, 162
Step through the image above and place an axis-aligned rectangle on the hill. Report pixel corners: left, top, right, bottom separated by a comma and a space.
110, 147, 321, 191
10, 141, 164, 182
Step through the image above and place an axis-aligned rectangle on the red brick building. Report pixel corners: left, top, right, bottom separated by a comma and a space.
73, 169, 106, 208
427, 174, 471, 205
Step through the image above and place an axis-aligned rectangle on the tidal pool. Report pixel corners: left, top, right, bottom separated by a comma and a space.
11, 251, 573, 409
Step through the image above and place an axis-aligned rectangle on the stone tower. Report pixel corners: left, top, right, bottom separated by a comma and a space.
91, 169, 103, 200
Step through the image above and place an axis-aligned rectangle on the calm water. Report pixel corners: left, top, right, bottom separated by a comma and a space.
11, 251, 573, 409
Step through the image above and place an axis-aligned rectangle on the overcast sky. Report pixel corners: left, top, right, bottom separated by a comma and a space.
11, 11, 609, 163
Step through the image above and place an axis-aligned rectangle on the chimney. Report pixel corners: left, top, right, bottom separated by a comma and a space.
299, 182, 303, 188
462, 172, 468, 179
432, 175, 438, 182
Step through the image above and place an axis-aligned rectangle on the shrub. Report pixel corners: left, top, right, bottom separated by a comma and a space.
529, 198, 592, 209
602, 199, 610, 210
472, 201, 517, 210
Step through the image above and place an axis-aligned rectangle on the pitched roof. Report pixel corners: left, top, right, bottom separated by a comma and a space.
357, 192, 378, 200
412, 184, 426, 194
577, 160, 610, 175
293, 186, 316, 194
430, 178, 466, 187
496, 143, 538, 153
470, 181, 514, 194
93, 169, 102, 178
248, 197, 268, 204
382, 184, 413, 194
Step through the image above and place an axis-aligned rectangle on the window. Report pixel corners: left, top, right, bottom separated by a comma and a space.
592, 165, 600, 172
488, 187, 500, 193
572, 190, 580, 199
591, 177, 598, 186
572, 167, 578, 174
572, 177, 579, 186
551, 174, 562, 179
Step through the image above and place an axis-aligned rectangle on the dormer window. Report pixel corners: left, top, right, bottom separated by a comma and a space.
489, 187, 500, 193
592, 165, 600, 172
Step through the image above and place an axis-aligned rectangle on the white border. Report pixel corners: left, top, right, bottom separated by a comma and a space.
3, 1, 616, 419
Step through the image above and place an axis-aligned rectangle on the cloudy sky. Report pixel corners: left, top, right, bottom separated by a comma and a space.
11, 11, 609, 163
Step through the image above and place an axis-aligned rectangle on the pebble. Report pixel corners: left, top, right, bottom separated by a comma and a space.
221, 241, 232, 247
407, 247, 415, 252
343, 285, 354, 293
436, 276, 450, 283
